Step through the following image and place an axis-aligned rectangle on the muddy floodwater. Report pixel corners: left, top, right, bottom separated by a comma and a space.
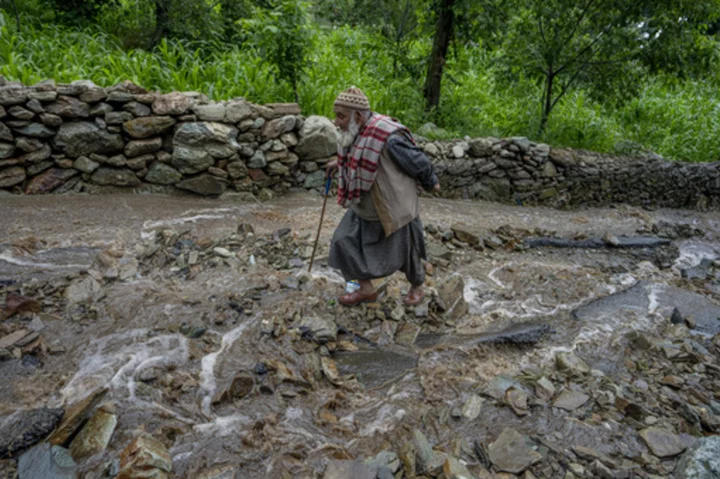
1, 192, 719, 478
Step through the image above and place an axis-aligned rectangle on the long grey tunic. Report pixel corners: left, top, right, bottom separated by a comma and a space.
328, 133, 437, 286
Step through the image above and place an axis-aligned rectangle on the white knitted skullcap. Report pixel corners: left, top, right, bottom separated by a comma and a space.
334, 86, 371, 111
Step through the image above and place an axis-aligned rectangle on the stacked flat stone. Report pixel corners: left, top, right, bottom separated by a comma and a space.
0, 77, 718, 209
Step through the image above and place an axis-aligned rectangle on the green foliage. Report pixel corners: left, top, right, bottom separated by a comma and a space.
242, 0, 312, 102
501, 0, 720, 133
0, 2, 718, 163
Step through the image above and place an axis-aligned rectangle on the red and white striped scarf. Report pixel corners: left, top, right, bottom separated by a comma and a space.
336, 113, 412, 207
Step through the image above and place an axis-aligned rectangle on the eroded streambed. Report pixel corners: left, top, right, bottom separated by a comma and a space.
1, 192, 719, 478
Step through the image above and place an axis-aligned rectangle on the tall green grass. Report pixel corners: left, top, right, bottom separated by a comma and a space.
0, 12, 718, 162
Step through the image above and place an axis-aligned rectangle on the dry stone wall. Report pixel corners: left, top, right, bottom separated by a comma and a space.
0, 78, 338, 198
0, 78, 718, 210
424, 137, 720, 210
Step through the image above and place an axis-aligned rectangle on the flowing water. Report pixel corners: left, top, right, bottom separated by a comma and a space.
1, 192, 719, 477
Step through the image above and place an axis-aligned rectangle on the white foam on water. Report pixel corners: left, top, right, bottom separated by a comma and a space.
284, 407, 304, 421
193, 413, 252, 437
487, 265, 507, 289
464, 277, 489, 314
647, 283, 664, 315
673, 241, 718, 271
358, 403, 406, 437
199, 318, 255, 415
61, 329, 189, 404
0, 251, 89, 270
142, 207, 243, 231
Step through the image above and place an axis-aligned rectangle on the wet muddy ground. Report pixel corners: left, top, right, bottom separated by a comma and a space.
1, 192, 719, 478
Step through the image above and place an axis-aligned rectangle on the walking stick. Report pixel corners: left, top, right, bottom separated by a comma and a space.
308, 176, 333, 273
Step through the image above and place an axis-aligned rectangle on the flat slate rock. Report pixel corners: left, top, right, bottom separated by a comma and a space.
18, 443, 77, 479
675, 436, 720, 478
573, 281, 720, 334
0, 408, 64, 458
525, 236, 670, 249
333, 347, 417, 388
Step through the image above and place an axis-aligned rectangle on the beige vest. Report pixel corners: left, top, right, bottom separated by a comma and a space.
354, 146, 420, 236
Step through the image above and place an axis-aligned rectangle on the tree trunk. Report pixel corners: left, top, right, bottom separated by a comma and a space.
11, 0, 20, 31
423, 0, 455, 112
151, 0, 171, 47
539, 71, 554, 135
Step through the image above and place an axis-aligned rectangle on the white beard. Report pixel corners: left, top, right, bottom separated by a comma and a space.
339, 117, 361, 149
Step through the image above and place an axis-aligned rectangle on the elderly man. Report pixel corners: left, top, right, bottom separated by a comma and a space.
326, 86, 439, 306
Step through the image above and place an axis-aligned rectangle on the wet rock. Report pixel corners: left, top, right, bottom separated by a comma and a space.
639, 427, 686, 458
172, 146, 213, 174
79, 88, 107, 103
444, 456, 476, 479
0, 166, 25, 187
3, 292, 41, 318
91, 167, 141, 187
0, 86, 28, 105
0, 329, 31, 349
225, 99, 253, 123
452, 224, 482, 247
213, 373, 254, 404
152, 92, 192, 115
123, 116, 175, 139
555, 352, 590, 376
483, 375, 530, 401
681, 259, 713, 280
535, 377, 555, 401
488, 428, 542, 474
45, 95, 90, 118
145, 162, 182, 185
553, 390, 589, 411
49, 388, 108, 446
395, 323, 421, 346
12, 123, 54, 140
661, 375, 685, 389
174, 122, 238, 150
176, 174, 226, 196
298, 316, 337, 343
460, 323, 552, 346
506, 387, 530, 416
323, 460, 375, 479
18, 443, 77, 479
675, 436, 720, 478
462, 394, 484, 420
671, 307, 684, 324
435, 274, 469, 320
296, 116, 338, 160
73, 156, 99, 174
303, 170, 325, 189
197, 466, 238, 479
0, 408, 64, 458
261, 115, 296, 141
125, 137, 162, 158
193, 104, 226, 121
25, 168, 78, 194
65, 276, 101, 304
414, 429, 445, 475
334, 348, 417, 388
118, 434, 172, 479
69, 403, 117, 461
52, 122, 124, 157
364, 450, 401, 474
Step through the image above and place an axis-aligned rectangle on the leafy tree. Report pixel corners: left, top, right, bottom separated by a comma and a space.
42, 0, 116, 25
501, 0, 720, 134
424, 0, 454, 112
242, 0, 312, 103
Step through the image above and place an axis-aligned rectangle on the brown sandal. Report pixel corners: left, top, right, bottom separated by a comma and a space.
403, 289, 425, 306
339, 290, 379, 306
